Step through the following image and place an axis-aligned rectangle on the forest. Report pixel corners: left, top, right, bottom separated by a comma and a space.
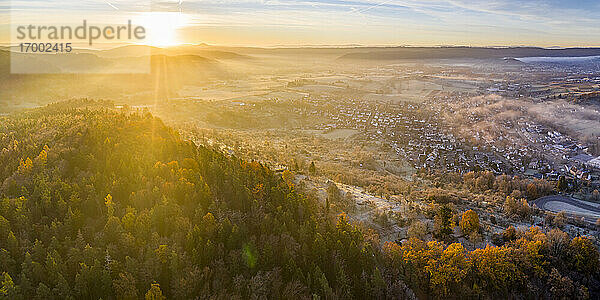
0, 99, 598, 299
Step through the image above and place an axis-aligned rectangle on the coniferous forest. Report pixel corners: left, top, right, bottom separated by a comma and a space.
0, 100, 598, 299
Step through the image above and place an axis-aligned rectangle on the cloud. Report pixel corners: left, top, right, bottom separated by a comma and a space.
1, 0, 599, 46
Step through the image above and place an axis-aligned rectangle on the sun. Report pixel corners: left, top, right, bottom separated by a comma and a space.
134, 12, 189, 47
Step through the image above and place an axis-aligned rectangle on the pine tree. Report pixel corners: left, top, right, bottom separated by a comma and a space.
557, 176, 568, 192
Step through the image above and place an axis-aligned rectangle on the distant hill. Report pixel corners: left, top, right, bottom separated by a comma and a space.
337, 47, 600, 60
88, 45, 253, 60
150, 54, 219, 64
93, 44, 165, 57
0, 51, 229, 103
170, 45, 252, 60
11, 45, 599, 63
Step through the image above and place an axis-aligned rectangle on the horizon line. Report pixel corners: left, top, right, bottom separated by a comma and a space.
2, 42, 600, 51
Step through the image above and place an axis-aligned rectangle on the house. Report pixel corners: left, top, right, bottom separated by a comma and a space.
587, 156, 600, 170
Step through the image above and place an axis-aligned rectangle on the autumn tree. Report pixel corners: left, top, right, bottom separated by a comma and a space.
569, 237, 600, 274
546, 268, 587, 299
1, 272, 19, 299
427, 243, 469, 297
526, 183, 538, 200
281, 170, 295, 189
554, 211, 567, 228
502, 226, 517, 243
459, 210, 479, 235
145, 283, 165, 300
504, 196, 518, 216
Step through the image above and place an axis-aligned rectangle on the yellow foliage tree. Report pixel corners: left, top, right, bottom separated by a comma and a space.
427, 243, 469, 297
469, 245, 524, 293
105, 194, 114, 217
145, 283, 165, 300
459, 209, 479, 235
18, 157, 33, 173
282, 169, 295, 189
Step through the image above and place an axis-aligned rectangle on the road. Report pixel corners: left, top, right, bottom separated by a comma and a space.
533, 195, 600, 223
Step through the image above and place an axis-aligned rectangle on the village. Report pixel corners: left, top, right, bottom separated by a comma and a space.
154, 55, 600, 254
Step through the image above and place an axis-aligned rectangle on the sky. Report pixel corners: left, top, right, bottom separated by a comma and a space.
1, 0, 600, 47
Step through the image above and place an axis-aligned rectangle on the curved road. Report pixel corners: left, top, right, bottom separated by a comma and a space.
533, 195, 600, 222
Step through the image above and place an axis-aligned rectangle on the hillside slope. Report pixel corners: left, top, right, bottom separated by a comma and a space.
0, 100, 598, 299
338, 47, 600, 60
0, 100, 396, 299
